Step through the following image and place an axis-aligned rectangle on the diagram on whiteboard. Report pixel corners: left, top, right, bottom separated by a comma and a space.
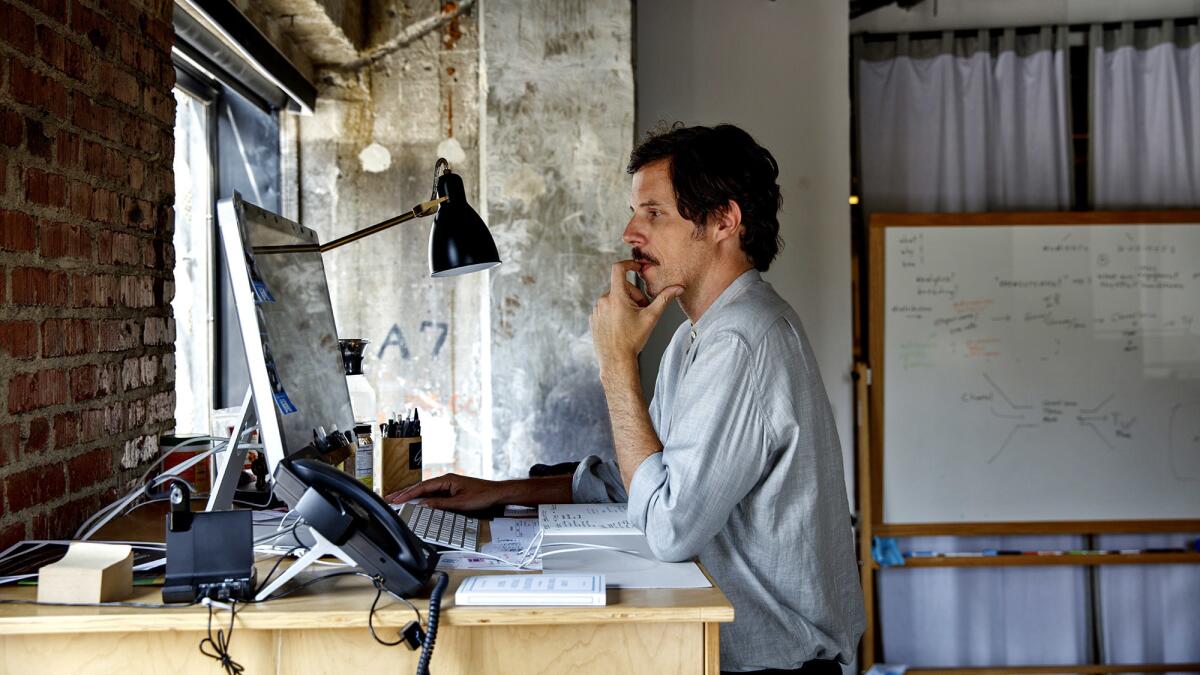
883, 224, 1200, 523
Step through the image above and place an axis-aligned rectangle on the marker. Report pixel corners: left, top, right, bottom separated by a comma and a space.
906, 551, 939, 557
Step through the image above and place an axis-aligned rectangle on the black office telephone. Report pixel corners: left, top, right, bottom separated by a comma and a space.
272, 457, 439, 597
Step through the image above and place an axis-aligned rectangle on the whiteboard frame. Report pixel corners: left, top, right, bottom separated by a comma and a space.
867, 210, 1200, 535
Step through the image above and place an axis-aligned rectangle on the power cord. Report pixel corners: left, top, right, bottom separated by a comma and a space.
416, 571, 449, 675
199, 598, 243, 675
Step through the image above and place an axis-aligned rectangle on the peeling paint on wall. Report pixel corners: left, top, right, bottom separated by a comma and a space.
484, 0, 635, 476
358, 142, 392, 172
299, 0, 487, 476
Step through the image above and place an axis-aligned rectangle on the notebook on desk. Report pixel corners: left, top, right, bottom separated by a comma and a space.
537, 504, 711, 589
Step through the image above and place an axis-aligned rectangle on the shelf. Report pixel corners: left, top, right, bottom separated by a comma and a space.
870, 552, 1200, 569
904, 663, 1200, 674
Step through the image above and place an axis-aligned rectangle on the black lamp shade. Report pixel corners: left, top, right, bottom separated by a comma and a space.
428, 171, 502, 277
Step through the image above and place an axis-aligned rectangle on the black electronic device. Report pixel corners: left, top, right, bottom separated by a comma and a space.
161, 480, 257, 604
271, 458, 439, 598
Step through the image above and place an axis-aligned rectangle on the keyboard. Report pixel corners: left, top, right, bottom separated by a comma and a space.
395, 504, 480, 552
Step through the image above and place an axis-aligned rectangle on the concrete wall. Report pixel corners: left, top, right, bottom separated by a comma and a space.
636, 0, 856, 503
298, 1, 489, 474
484, 0, 635, 477
851, 0, 1200, 32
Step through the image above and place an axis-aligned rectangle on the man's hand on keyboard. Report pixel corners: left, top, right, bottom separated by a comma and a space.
385, 473, 509, 512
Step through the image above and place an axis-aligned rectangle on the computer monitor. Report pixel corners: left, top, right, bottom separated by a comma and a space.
213, 193, 355, 499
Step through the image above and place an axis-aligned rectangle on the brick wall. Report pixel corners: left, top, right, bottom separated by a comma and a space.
0, 0, 176, 547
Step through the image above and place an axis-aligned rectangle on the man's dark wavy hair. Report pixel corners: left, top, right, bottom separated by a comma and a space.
627, 123, 783, 272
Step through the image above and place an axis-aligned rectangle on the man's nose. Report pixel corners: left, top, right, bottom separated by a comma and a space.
623, 217, 644, 246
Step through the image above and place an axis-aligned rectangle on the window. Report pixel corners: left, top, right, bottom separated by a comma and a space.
171, 59, 284, 435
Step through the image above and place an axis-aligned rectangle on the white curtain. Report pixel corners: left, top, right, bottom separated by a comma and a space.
877, 535, 1089, 666
1092, 20, 1200, 208
857, 27, 1084, 667
1080, 19, 1200, 667
856, 27, 1072, 213
1095, 533, 1200, 666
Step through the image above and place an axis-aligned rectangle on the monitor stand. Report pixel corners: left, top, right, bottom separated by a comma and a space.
253, 527, 355, 601
206, 387, 255, 512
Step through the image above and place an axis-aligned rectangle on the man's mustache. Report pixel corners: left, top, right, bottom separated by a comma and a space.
632, 248, 660, 266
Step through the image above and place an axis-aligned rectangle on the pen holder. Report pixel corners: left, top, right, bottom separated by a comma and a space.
374, 436, 422, 497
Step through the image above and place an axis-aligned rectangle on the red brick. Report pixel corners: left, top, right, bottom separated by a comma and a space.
31, 492, 107, 540
63, 39, 91, 83
0, 210, 36, 252
24, 168, 67, 208
72, 2, 113, 51
81, 138, 105, 175
98, 318, 139, 351
73, 95, 107, 137
0, 108, 22, 147
56, 131, 81, 169
0, 320, 39, 359
70, 363, 98, 401
9, 62, 67, 118
24, 118, 53, 160
53, 412, 78, 448
93, 274, 119, 307
36, 24, 66, 72
0, 524, 24, 553
80, 407, 105, 442
7, 369, 69, 413
119, 274, 154, 307
91, 187, 118, 224
0, 156, 6, 195
128, 156, 144, 190
69, 447, 114, 486
99, 0, 141, 32
27, 0, 68, 24
41, 318, 93, 357
40, 220, 92, 260
69, 180, 93, 219
4, 464, 67, 513
70, 273, 96, 307
11, 268, 69, 306
98, 229, 142, 265
0, 4, 36, 54
0, 423, 19, 463
27, 417, 50, 451
0, 265, 6, 302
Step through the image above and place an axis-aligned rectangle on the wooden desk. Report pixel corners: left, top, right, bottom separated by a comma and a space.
0, 506, 734, 674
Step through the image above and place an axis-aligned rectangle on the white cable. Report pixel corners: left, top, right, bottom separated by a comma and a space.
79, 442, 224, 540
73, 436, 226, 539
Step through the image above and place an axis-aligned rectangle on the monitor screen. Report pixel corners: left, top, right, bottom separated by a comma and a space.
216, 194, 354, 473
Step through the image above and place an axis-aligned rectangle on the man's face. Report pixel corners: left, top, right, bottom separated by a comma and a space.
624, 159, 711, 298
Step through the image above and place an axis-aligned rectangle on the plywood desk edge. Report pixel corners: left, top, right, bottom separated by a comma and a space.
0, 570, 733, 635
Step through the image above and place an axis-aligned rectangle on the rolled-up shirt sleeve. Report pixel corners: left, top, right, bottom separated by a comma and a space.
571, 455, 628, 503
626, 331, 774, 562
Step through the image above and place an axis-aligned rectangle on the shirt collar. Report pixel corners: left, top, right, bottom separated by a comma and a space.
690, 268, 762, 337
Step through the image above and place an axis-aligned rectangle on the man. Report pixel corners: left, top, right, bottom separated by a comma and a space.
389, 124, 865, 673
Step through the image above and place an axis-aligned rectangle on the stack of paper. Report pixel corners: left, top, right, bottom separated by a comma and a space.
537, 504, 711, 589
455, 574, 606, 606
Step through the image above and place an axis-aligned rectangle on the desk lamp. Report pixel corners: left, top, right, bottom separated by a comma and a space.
208, 159, 499, 512
254, 158, 502, 277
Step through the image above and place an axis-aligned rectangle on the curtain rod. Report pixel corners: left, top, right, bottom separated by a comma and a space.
858, 16, 1198, 44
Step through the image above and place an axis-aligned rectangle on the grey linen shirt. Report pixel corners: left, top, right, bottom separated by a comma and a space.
572, 270, 865, 671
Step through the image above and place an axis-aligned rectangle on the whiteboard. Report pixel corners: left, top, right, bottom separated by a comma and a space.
881, 223, 1200, 523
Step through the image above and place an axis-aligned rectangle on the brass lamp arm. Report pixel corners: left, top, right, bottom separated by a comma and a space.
251, 195, 447, 255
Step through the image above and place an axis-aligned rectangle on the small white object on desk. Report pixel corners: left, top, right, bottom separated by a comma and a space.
37, 542, 133, 604
455, 574, 606, 606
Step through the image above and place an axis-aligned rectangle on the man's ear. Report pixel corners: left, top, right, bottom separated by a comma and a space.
711, 200, 743, 243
